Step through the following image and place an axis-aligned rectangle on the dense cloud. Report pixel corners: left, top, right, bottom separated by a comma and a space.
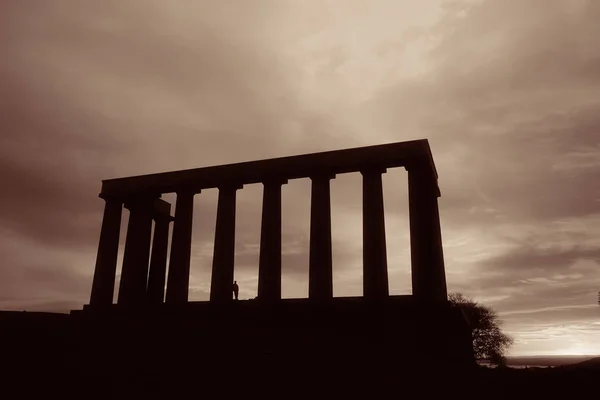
1, 0, 599, 355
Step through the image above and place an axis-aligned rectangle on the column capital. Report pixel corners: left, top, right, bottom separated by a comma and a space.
152, 198, 172, 217
263, 177, 288, 186
218, 183, 243, 191
309, 173, 336, 181
403, 155, 437, 176
123, 195, 160, 211
406, 165, 441, 198
403, 158, 427, 170
98, 193, 124, 203
360, 167, 387, 176
175, 189, 200, 196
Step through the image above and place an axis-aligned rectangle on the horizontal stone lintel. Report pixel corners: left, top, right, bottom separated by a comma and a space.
100, 139, 439, 198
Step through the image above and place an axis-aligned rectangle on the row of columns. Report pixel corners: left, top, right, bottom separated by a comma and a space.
89, 165, 447, 307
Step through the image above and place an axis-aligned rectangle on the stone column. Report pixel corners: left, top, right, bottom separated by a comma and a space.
407, 162, 447, 302
146, 214, 173, 304
258, 179, 287, 301
90, 197, 123, 306
361, 168, 389, 300
210, 184, 242, 302
309, 174, 335, 300
165, 191, 196, 304
118, 198, 154, 306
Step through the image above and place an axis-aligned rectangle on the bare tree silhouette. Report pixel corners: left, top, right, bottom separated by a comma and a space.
449, 292, 513, 367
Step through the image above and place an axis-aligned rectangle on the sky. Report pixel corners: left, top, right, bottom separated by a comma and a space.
1, 0, 599, 357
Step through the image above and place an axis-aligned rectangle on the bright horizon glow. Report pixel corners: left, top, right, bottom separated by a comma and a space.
510, 345, 600, 357
510, 353, 600, 358
557, 344, 600, 357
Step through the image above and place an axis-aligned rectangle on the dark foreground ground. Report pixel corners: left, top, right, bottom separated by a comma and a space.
3, 352, 598, 399
1, 308, 598, 399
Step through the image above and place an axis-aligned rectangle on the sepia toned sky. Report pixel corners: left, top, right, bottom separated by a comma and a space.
1, 0, 599, 356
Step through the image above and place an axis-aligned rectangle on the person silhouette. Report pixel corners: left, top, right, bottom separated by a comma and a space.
232, 281, 239, 300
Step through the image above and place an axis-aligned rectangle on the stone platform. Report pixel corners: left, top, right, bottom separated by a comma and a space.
1, 297, 474, 397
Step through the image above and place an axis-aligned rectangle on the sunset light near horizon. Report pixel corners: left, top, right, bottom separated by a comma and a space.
510, 325, 600, 357
1, 0, 599, 358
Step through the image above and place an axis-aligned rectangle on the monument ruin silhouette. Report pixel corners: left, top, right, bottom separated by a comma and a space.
69, 138, 473, 368
89, 139, 448, 306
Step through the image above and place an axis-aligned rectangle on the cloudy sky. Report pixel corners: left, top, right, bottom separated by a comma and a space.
1, 0, 599, 356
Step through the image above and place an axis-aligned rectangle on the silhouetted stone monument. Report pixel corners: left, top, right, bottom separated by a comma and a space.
78, 139, 474, 368
88, 139, 447, 306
